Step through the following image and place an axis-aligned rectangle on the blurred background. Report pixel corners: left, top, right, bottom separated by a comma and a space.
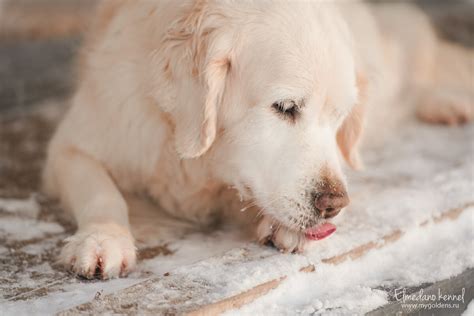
0, 0, 473, 114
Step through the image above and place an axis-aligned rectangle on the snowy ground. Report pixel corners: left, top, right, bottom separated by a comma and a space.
0, 100, 472, 315
0, 1, 473, 314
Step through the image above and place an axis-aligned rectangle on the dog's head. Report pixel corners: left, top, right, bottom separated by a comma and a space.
156, 1, 366, 232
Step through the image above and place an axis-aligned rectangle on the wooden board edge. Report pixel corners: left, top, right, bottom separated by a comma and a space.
187, 203, 473, 315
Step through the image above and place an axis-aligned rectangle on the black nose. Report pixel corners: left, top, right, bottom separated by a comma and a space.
314, 192, 349, 219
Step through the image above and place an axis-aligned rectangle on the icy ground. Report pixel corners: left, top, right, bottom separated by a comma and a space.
0, 102, 473, 315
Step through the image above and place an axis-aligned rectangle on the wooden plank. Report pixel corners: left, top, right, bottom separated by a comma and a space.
61, 204, 472, 316
187, 205, 472, 316
187, 265, 315, 316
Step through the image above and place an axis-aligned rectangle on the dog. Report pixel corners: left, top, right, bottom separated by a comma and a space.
43, 0, 473, 279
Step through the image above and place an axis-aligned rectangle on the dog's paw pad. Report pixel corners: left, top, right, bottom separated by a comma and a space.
59, 224, 136, 280
417, 91, 473, 126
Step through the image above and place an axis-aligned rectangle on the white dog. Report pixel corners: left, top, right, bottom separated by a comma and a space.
43, 0, 472, 279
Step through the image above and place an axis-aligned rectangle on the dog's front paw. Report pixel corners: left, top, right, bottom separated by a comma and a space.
417, 90, 473, 125
59, 223, 136, 279
256, 216, 306, 253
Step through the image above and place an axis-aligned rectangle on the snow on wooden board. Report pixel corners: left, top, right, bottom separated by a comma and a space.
57, 205, 473, 315
56, 122, 473, 315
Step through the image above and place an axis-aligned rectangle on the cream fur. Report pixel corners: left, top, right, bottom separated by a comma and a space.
43, 0, 473, 279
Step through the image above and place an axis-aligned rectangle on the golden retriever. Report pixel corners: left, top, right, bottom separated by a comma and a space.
43, 0, 473, 279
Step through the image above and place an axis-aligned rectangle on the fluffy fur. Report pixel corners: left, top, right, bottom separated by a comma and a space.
43, 0, 473, 279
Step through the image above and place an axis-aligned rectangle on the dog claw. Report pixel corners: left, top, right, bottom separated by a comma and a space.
59, 226, 137, 280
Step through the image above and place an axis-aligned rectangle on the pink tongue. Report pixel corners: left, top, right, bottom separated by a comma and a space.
305, 223, 337, 240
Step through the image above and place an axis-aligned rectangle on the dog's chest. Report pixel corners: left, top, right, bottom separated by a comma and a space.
143, 148, 226, 223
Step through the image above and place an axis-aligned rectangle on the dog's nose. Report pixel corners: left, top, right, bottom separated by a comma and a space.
314, 192, 349, 219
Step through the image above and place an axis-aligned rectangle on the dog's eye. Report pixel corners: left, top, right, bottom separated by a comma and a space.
272, 100, 300, 121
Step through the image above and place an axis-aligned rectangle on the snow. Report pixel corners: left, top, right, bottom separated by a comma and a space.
0, 195, 62, 241
0, 226, 245, 315
0, 217, 63, 240
141, 229, 247, 275
0, 195, 41, 217
463, 300, 474, 316
226, 207, 474, 315
2, 277, 145, 315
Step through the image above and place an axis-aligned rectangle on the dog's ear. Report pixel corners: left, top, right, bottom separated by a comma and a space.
158, 1, 231, 159
337, 74, 367, 170
173, 57, 230, 159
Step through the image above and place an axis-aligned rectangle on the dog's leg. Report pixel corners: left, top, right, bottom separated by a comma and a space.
416, 42, 473, 125
417, 89, 473, 125
50, 148, 136, 279
374, 4, 473, 126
